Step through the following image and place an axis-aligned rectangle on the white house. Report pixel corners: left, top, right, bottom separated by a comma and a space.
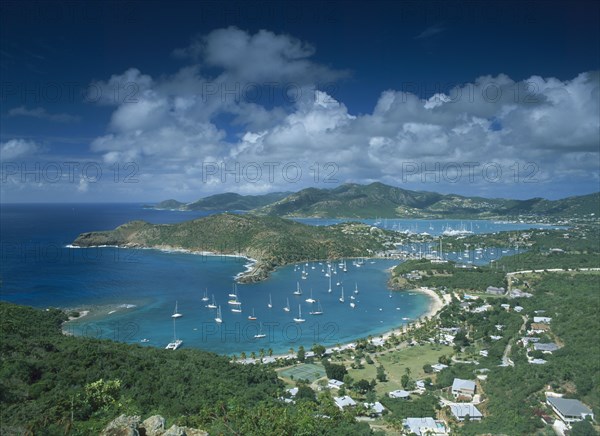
403, 417, 448, 435
363, 401, 386, 416
334, 395, 356, 410
451, 378, 476, 399
449, 403, 483, 421
431, 363, 448, 372
547, 397, 594, 424
388, 389, 410, 399
533, 316, 552, 324
328, 379, 344, 389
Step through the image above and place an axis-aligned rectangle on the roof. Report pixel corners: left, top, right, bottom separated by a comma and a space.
334, 395, 356, 408
450, 403, 482, 419
328, 379, 344, 388
533, 316, 552, 323
452, 378, 476, 392
287, 387, 298, 397
389, 389, 410, 398
534, 343, 559, 352
364, 401, 385, 414
403, 417, 438, 435
547, 397, 593, 417
432, 363, 448, 371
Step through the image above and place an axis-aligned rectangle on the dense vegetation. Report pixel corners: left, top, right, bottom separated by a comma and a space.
152, 192, 291, 211
251, 182, 598, 219
0, 302, 373, 435
390, 258, 506, 291
72, 213, 396, 282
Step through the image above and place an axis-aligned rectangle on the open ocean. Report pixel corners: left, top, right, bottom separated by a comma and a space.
0, 203, 560, 355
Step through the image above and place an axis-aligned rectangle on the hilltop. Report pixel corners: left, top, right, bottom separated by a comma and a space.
153, 183, 599, 220
72, 213, 396, 282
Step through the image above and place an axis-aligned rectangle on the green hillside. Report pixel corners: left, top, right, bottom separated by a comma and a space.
72, 213, 395, 282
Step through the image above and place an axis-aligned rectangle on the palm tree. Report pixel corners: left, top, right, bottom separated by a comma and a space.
259, 348, 265, 358
250, 351, 256, 359
268, 348, 273, 357
240, 351, 246, 360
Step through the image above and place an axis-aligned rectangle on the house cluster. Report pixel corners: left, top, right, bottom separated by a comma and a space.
402, 417, 449, 435
518, 314, 560, 364
486, 285, 505, 295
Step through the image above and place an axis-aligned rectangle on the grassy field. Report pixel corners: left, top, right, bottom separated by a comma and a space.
348, 344, 453, 395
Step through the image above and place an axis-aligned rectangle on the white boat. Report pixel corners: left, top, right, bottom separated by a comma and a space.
310, 300, 323, 315
305, 288, 316, 304
215, 306, 223, 323
165, 317, 183, 350
293, 282, 302, 295
231, 303, 242, 313
350, 302, 355, 308
201, 288, 209, 302
267, 294, 272, 308
248, 308, 257, 320
350, 295, 355, 300
354, 283, 359, 294
254, 322, 266, 338
228, 283, 238, 298
171, 301, 183, 318
207, 295, 217, 309
140, 338, 150, 343
293, 304, 305, 323
343, 260, 347, 272
284, 298, 291, 312
339, 287, 345, 303
328, 274, 332, 293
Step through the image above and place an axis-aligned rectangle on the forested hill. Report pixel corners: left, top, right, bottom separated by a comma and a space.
0, 302, 371, 434
153, 182, 599, 219
71, 213, 394, 282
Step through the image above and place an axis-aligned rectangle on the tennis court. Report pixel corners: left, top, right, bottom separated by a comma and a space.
279, 363, 327, 382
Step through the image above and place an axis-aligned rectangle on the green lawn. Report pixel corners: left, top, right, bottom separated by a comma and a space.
348, 344, 453, 395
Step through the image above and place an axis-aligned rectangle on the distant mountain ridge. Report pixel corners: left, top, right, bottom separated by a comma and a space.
152, 192, 291, 211
154, 183, 599, 218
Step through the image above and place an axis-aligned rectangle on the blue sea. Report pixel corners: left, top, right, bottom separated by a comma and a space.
0, 203, 560, 355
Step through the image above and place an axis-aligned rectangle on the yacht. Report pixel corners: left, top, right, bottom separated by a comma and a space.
283, 298, 291, 312
215, 306, 223, 323
171, 301, 183, 318
165, 317, 183, 350
293, 282, 302, 295
248, 308, 257, 320
201, 288, 209, 302
293, 304, 305, 323
309, 301, 323, 315
339, 287, 345, 303
305, 288, 316, 304
207, 295, 217, 309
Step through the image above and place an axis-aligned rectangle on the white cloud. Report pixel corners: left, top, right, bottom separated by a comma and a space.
8, 106, 80, 123
78, 27, 599, 200
0, 139, 40, 160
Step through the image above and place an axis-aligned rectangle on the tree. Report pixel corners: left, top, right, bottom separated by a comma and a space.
423, 363, 433, 374
401, 374, 410, 389
312, 344, 326, 358
569, 419, 596, 436
376, 365, 387, 382
297, 345, 306, 363
268, 348, 273, 357
354, 379, 371, 394
365, 390, 376, 404
296, 385, 316, 402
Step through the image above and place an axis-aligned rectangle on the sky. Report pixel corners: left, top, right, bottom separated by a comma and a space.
1, 0, 599, 203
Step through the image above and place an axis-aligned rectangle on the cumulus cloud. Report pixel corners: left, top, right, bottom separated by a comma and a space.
0, 139, 40, 160
82, 27, 598, 199
8, 106, 80, 123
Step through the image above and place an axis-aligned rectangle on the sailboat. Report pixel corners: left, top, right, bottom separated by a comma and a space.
201, 288, 209, 302
293, 282, 302, 295
215, 306, 223, 323
207, 295, 217, 309
228, 283, 238, 298
350, 299, 356, 308
305, 288, 316, 304
309, 300, 323, 315
339, 287, 345, 303
248, 308, 257, 320
171, 301, 183, 318
267, 294, 272, 308
165, 317, 183, 350
254, 322, 266, 338
328, 274, 332, 293
231, 302, 242, 313
354, 283, 359, 294
283, 298, 291, 312
293, 304, 305, 323
343, 260, 347, 272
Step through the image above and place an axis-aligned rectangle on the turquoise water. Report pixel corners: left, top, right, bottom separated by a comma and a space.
1, 203, 561, 355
